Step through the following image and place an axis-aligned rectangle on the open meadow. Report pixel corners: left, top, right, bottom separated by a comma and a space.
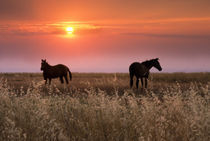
0, 73, 209, 141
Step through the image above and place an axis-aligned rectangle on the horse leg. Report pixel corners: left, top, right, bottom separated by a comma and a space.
49, 78, 52, 85
140, 78, 144, 88
60, 76, 64, 84
145, 78, 148, 88
64, 75, 69, 84
130, 73, 134, 88
136, 78, 139, 89
45, 79, 47, 85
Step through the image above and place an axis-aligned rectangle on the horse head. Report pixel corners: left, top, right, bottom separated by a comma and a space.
41, 59, 48, 71
153, 58, 162, 71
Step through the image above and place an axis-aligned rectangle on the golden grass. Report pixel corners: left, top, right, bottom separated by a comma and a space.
0, 73, 209, 141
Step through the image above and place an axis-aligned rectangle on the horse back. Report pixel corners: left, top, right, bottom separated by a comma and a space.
129, 62, 148, 77
45, 64, 69, 78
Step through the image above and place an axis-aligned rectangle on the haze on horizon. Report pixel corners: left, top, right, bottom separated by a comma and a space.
0, 0, 210, 73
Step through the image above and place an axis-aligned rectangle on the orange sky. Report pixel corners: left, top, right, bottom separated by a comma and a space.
0, 0, 210, 72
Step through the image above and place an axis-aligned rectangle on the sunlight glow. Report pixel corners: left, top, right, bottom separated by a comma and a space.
51, 21, 100, 38
66, 27, 74, 34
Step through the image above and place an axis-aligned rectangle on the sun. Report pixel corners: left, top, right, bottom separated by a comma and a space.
66, 27, 74, 34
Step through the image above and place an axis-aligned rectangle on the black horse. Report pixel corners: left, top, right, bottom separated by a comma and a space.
129, 58, 162, 89
41, 59, 72, 84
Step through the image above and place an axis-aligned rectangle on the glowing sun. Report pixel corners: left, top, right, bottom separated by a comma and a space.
66, 27, 74, 34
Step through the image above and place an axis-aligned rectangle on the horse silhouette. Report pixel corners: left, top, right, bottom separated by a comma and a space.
41, 59, 72, 84
129, 58, 162, 89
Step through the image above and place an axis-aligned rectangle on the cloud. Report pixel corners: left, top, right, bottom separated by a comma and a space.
0, 22, 103, 37
123, 32, 210, 39
1, 18, 210, 39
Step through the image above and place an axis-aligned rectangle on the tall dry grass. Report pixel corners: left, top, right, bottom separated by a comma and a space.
0, 73, 209, 141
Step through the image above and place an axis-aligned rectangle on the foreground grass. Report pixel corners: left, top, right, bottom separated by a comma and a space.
0, 73, 210, 141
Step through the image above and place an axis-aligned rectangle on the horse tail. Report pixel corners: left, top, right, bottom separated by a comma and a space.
68, 68, 72, 81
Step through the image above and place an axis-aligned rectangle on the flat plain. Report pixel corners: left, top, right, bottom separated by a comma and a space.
0, 73, 209, 141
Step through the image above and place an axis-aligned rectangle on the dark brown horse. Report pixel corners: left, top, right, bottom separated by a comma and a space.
129, 58, 162, 89
41, 59, 72, 84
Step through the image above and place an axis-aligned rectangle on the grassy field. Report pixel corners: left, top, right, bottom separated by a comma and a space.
0, 73, 209, 141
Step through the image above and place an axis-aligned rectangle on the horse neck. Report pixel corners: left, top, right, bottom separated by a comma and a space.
43, 63, 52, 71
142, 61, 153, 70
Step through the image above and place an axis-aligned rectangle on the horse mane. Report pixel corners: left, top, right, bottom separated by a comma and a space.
141, 59, 154, 68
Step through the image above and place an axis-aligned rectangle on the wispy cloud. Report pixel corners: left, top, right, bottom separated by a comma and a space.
1, 17, 210, 38
123, 32, 210, 39
0, 21, 103, 37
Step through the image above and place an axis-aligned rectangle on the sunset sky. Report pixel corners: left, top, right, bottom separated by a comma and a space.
0, 0, 210, 72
